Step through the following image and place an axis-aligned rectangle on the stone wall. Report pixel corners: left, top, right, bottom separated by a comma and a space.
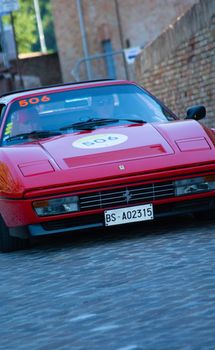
136, 0, 215, 127
0, 52, 62, 95
18, 52, 62, 87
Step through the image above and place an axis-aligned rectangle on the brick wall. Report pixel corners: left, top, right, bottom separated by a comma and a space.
51, 0, 82, 83
136, 0, 215, 127
51, 0, 197, 82
114, 0, 197, 48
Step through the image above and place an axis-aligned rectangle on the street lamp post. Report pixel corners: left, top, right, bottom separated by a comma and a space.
114, 0, 129, 79
76, 0, 92, 80
0, 16, 10, 68
33, 0, 47, 54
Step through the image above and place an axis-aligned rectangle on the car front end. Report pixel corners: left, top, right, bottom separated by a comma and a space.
0, 80, 215, 251
1, 119, 215, 239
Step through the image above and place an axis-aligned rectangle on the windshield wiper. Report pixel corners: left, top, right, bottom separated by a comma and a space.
60, 118, 118, 131
116, 117, 147, 124
60, 117, 146, 131
5, 130, 62, 143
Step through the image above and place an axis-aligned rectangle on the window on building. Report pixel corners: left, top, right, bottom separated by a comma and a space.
102, 39, 116, 79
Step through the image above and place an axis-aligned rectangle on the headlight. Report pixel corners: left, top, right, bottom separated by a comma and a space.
175, 176, 215, 196
33, 196, 79, 216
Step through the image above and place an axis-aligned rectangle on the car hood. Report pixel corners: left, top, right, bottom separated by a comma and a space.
38, 120, 214, 169
39, 122, 175, 169
3, 120, 215, 195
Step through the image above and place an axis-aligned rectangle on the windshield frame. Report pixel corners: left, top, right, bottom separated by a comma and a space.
0, 83, 178, 147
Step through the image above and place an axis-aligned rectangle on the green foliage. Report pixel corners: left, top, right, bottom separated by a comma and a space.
32, 0, 57, 52
13, 0, 37, 53
11, 0, 56, 54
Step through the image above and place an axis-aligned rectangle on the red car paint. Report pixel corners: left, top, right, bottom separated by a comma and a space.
0, 80, 214, 236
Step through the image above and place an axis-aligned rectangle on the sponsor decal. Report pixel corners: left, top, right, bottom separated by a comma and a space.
4, 122, 12, 136
72, 133, 128, 149
18, 95, 50, 107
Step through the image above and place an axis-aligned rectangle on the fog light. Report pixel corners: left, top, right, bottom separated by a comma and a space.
175, 177, 215, 196
33, 196, 79, 216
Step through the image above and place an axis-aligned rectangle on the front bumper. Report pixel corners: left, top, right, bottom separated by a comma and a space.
28, 197, 215, 237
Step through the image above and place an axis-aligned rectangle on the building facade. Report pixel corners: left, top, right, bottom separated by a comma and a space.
51, 0, 197, 82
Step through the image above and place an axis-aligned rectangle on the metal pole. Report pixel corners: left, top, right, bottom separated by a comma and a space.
0, 16, 10, 68
114, 0, 129, 80
33, 0, 47, 54
10, 13, 24, 88
76, 0, 92, 80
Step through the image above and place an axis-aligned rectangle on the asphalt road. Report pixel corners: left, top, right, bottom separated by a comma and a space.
1, 215, 215, 350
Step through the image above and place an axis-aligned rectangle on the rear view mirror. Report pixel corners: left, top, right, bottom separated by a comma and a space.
185, 105, 206, 121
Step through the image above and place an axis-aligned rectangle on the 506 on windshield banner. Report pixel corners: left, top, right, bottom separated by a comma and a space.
104, 203, 154, 226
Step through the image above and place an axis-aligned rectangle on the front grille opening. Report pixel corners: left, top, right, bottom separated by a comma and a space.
41, 198, 215, 232
79, 181, 174, 211
41, 214, 103, 231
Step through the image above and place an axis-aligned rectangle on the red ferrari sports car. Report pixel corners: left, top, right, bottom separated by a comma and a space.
0, 79, 214, 252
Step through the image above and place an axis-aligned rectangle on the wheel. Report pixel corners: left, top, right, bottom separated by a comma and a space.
0, 216, 29, 253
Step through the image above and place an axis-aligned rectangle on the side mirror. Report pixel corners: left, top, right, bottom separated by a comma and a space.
185, 105, 206, 121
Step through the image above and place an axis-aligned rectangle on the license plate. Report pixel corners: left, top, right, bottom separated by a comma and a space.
104, 203, 154, 226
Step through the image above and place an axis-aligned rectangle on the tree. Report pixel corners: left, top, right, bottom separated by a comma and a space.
13, 0, 37, 53
6, 0, 56, 54
32, 0, 57, 52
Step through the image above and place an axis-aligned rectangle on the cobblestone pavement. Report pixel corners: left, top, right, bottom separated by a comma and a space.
1, 216, 215, 350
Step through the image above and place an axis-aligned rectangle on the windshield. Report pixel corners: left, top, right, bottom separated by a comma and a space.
1, 84, 176, 146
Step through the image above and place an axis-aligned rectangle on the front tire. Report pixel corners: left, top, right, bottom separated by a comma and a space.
0, 216, 29, 253
193, 210, 215, 221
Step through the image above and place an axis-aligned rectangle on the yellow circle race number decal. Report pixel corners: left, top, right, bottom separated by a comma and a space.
72, 133, 128, 149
